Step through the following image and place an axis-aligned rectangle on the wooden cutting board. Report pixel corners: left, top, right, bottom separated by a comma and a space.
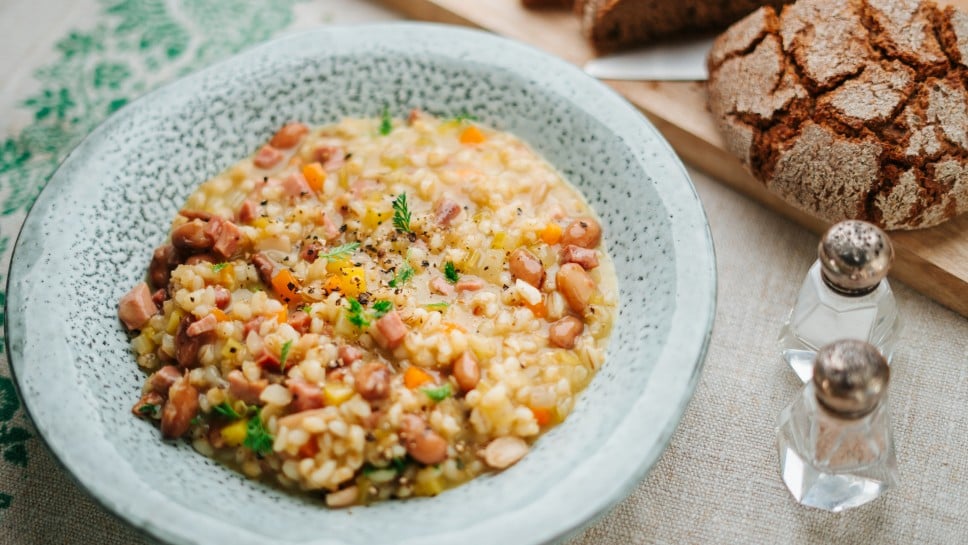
377, 0, 968, 318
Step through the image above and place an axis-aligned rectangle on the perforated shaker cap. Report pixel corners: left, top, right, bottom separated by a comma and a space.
818, 220, 894, 295
813, 340, 889, 418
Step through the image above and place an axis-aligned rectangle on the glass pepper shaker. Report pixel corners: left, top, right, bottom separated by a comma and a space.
778, 220, 901, 382
776, 339, 898, 512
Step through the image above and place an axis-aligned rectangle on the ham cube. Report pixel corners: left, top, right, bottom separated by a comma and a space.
119, 282, 158, 330
374, 310, 408, 350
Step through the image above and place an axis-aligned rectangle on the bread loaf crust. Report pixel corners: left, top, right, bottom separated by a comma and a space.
708, 0, 968, 229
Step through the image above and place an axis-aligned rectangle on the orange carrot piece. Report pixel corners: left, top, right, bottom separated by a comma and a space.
275, 307, 288, 324
459, 126, 486, 145
531, 407, 553, 426
210, 308, 230, 322
302, 162, 326, 193
271, 269, 302, 303
404, 366, 433, 389
523, 298, 546, 319
540, 223, 562, 245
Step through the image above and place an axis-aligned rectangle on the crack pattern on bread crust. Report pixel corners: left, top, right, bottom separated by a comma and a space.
707, 0, 968, 229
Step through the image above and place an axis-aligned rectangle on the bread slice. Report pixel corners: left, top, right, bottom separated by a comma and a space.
581, 0, 793, 52
706, 0, 968, 229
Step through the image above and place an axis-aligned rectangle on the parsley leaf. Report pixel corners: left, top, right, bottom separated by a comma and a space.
392, 193, 412, 234
137, 403, 159, 417
212, 262, 229, 273
453, 111, 478, 123
372, 300, 393, 318
424, 302, 449, 311
389, 261, 414, 288
379, 105, 393, 136
214, 401, 243, 420
347, 298, 370, 328
300, 304, 313, 314
244, 408, 274, 457
444, 261, 459, 284
422, 383, 453, 402
319, 242, 360, 262
190, 415, 203, 426
279, 340, 293, 371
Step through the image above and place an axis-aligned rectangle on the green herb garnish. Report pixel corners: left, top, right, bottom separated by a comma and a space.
424, 302, 449, 311
391, 456, 409, 473
190, 415, 203, 426
392, 193, 412, 234
244, 408, 274, 457
347, 298, 370, 328
372, 300, 393, 318
214, 401, 243, 420
319, 242, 360, 262
422, 383, 453, 402
444, 261, 459, 284
212, 262, 229, 273
389, 261, 414, 288
379, 106, 393, 136
137, 403, 159, 417
300, 304, 313, 314
453, 111, 478, 123
279, 340, 293, 371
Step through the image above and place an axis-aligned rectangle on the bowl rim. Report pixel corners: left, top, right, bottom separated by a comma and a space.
5, 21, 716, 545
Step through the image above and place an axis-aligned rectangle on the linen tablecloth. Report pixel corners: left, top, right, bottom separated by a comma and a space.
1, 1, 966, 543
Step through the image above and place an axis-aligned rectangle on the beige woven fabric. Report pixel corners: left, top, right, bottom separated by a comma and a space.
0, 1, 966, 543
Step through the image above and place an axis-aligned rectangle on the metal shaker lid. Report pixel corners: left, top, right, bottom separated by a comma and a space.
818, 220, 893, 295
813, 339, 889, 418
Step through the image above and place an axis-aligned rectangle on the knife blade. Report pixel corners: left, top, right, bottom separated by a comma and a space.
583, 37, 714, 81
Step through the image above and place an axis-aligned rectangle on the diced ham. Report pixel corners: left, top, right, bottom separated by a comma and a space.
118, 282, 158, 330
255, 351, 282, 373
148, 365, 183, 395
238, 199, 259, 223
430, 276, 456, 296
186, 314, 217, 337
212, 218, 246, 259
287, 310, 311, 334
455, 275, 485, 292
253, 145, 284, 169
374, 310, 408, 350
227, 369, 268, 404
287, 379, 324, 412
244, 316, 265, 337
251, 253, 275, 285
321, 212, 341, 240
213, 286, 231, 309
314, 145, 345, 170
300, 241, 323, 263
132, 391, 163, 418
338, 344, 363, 365
175, 315, 209, 368
434, 199, 462, 226
407, 109, 423, 124
560, 244, 599, 270
151, 288, 167, 308
281, 172, 311, 198
160, 373, 199, 439
269, 122, 309, 149
148, 244, 178, 289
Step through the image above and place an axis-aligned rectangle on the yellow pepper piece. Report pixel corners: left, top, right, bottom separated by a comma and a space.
414, 467, 446, 496
490, 232, 507, 249
252, 217, 270, 230
324, 266, 366, 297
326, 257, 353, 275
302, 162, 326, 193
362, 206, 393, 231
323, 382, 355, 406
165, 310, 184, 335
221, 418, 248, 447
539, 223, 562, 245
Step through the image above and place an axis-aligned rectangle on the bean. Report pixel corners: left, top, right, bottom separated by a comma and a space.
548, 316, 584, 349
325, 486, 359, 508
556, 263, 596, 313
251, 253, 276, 286
483, 437, 529, 469
160, 373, 199, 439
175, 315, 206, 368
354, 362, 391, 401
452, 352, 480, 392
400, 414, 448, 465
561, 217, 602, 248
148, 244, 178, 289
269, 122, 309, 149
508, 248, 545, 288
171, 219, 214, 253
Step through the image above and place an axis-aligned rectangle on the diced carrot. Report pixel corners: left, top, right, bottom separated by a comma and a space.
540, 223, 562, 245
275, 307, 288, 324
404, 366, 433, 389
271, 269, 302, 303
211, 308, 230, 322
523, 298, 546, 319
459, 126, 486, 145
302, 162, 326, 193
531, 406, 553, 426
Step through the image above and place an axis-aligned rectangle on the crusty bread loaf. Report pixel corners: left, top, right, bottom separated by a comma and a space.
707, 0, 968, 230
578, 0, 792, 52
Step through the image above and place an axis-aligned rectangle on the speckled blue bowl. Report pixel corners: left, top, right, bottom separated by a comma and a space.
5, 23, 715, 545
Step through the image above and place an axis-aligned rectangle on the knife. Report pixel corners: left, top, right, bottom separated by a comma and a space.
582, 37, 714, 81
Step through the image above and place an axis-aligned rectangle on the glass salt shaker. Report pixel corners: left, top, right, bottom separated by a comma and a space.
778, 220, 901, 382
776, 339, 898, 512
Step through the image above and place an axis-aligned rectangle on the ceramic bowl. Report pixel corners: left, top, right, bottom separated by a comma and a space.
5, 23, 715, 545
